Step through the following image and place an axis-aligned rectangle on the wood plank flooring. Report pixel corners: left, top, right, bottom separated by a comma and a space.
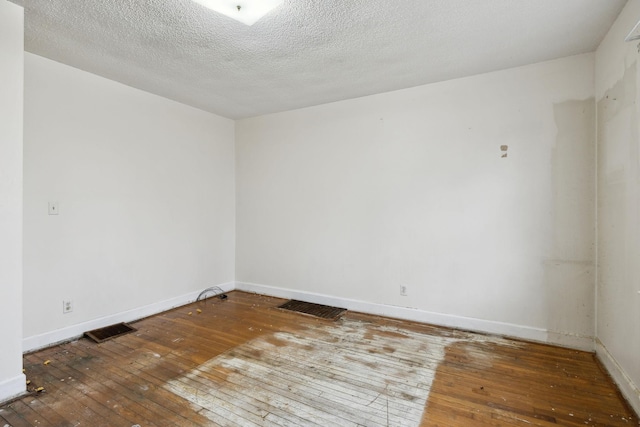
1, 291, 637, 426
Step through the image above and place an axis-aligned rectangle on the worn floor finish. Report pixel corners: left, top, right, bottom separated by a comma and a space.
1, 291, 637, 426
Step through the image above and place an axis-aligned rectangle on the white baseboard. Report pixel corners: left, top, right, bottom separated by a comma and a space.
0, 373, 26, 404
235, 281, 594, 351
596, 339, 640, 417
22, 282, 235, 353
22, 280, 595, 354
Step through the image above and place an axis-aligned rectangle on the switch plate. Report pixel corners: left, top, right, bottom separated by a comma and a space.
63, 300, 73, 314
48, 201, 59, 215
400, 285, 408, 296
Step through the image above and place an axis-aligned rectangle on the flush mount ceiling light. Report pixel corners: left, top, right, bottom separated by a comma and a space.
192, 0, 284, 26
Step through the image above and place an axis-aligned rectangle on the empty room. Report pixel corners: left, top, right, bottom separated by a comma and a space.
1, 0, 639, 425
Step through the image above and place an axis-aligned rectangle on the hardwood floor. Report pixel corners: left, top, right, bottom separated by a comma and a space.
1, 291, 637, 426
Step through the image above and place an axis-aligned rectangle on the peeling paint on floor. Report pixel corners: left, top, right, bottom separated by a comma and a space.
166, 318, 521, 426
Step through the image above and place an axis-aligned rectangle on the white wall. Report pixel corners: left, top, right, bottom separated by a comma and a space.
595, 0, 640, 415
23, 53, 236, 349
0, 0, 26, 402
236, 54, 596, 349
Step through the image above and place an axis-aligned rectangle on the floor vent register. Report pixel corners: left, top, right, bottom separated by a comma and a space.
84, 322, 137, 343
277, 300, 346, 320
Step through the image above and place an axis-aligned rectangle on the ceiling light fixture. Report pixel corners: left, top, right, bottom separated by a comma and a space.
192, 0, 284, 26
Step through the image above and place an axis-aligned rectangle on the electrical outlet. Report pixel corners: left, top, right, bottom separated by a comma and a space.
63, 300, 73, 314
400, 285, 408, 296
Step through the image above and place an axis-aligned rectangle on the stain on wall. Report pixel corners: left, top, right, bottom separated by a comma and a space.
544, 98, 595, 338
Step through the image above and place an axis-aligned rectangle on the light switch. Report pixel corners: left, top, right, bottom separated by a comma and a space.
48, 201, 59, 215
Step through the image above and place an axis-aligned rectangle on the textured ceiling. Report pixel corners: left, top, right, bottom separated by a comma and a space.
13, 0, 627, 119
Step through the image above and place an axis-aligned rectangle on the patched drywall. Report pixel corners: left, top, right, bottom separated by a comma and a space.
22, 53, 236, 340
544, 99, 595, 336
236, 54, 596, 348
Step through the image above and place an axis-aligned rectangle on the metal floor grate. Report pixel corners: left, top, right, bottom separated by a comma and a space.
84, 322, 137, 343
277, 300, 346, 320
